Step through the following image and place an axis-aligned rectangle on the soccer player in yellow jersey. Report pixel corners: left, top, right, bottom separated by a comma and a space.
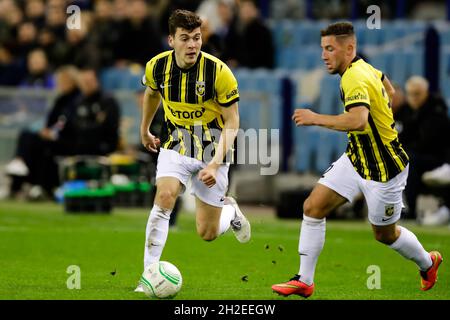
135, 10, 251, 292
272, 22, 442, 298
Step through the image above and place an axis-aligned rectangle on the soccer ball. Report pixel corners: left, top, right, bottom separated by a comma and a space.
140, 261, 182, 299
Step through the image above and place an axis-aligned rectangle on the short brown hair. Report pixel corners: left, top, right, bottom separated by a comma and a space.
321, 22, 355, 37
168, 9, 202, 36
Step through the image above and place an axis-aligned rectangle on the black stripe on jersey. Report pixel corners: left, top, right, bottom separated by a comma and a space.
169, 61, 182, 102
186, 66, 198, 104
189, 124, 201, 159
203, 58, 216, 101
154, 56, 168, 93
358, 134, 381, 181
202, 121, 214, 161
163, 120, 175, 150
345, 102, 370, 112
159, 116, 169, 145
368, 115, 400, 180
347, 134, 364, 175
390, 138, 409, 167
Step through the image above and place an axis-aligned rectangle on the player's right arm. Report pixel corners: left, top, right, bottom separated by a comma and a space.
140, 87, 161, 153
141, 58, 163, 152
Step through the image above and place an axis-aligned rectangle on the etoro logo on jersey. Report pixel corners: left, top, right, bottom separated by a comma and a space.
167, 104, 206, 119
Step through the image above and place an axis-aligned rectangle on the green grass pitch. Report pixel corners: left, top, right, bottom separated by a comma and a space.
0, 200, 448, 300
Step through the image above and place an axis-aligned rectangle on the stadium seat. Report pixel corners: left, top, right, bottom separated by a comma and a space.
121, 72, 144, 91
440, 48, 450, 96
369, 51, 390, 75
409, 49, 424, 76
234, 68, 285, 132
353, 20, 367, 46
317, 76, 341, 115
293, 126, 319, 172
362, 25, 385, 46
294, 21, 321, 47
100, 68, 123, 90
384, 20, 408, 43
293, 126, 347, 173
316, 130, 347, 172
276, 46, 298, 69
391, 51, 408, 84
435, 21, 450, 45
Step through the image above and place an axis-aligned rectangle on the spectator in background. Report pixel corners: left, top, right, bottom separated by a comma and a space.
59, 11, 101, 69
196, 0, 234, 35
14, 22, 38, 59
45, 0, 68, 41
113, 0, 130, 23
196, 0, 236, 60
25, 0, 46, 29
37, 26, 62, 68
20, 48, 55, 89
199, 17, 223, 57
6, 66, 81, 199
66, 68, 120, 155
0, 43, 26, 86
0, 0, 24, 45
223, 0, 274, 69
399, 76, 450, 221
216, 0, 236, 40
115, 0, 163, 66
91, 0, 120, 68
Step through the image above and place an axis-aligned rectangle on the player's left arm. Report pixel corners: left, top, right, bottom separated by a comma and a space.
199, 63, 240, 187
292, 106, 369, 132
198, 103, 239, 188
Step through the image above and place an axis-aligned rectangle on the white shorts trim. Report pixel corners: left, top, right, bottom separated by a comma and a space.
318, 153, 409, 226
155, 148, 229, 208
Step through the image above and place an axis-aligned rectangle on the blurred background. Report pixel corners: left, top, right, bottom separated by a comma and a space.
0, 0, 449, 226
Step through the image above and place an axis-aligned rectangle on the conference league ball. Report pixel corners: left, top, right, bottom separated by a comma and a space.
140, 261, 182, 298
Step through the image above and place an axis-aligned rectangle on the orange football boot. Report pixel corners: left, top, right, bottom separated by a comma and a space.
272, 275, 314, 298
420, 251, 443, 291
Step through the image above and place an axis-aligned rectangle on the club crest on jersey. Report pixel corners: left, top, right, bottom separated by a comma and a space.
385, 204, 394, 217
196, 81, 205, 96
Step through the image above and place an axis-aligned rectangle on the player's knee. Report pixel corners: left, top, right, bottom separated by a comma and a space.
156, 189, 177, 209
303, 197, 322, 218
374, 230, 397, 245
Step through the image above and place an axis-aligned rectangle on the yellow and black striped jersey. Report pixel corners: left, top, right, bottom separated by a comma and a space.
340, 56, 409, 182
142, 50, 239, 161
